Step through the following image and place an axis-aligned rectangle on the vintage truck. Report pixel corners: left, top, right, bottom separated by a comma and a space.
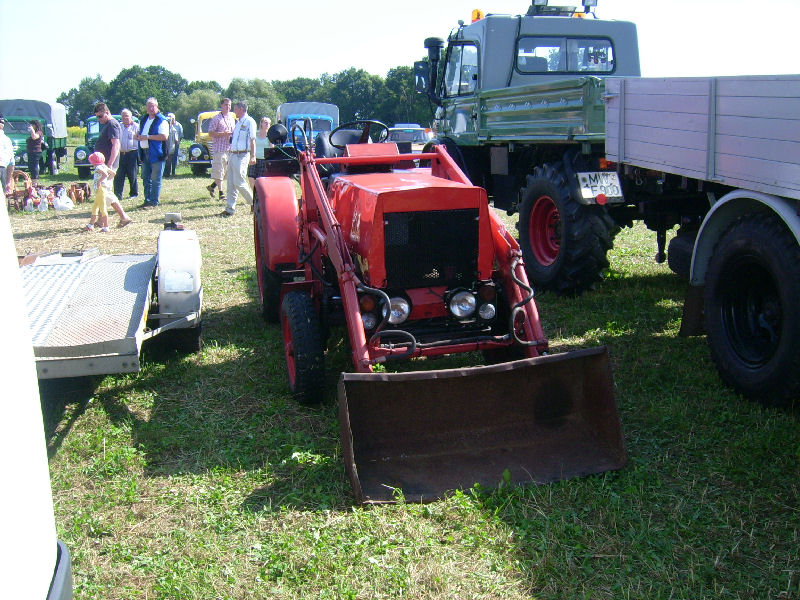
276, 102, 339, 150
418, 2, 800, 404
74, 114, 138, 179
187, 110, 220, 175
0, 99, 68, 176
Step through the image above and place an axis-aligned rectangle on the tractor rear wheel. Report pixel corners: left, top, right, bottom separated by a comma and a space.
253, 197, 282, 323
518, 163, 617, 295
704, 212, 800, 405
280, 291, 325, 405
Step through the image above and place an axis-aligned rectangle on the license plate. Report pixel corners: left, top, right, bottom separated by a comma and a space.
577, 171, 622, 201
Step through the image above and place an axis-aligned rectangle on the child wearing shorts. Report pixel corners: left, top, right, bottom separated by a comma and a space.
85, 152, 116, 232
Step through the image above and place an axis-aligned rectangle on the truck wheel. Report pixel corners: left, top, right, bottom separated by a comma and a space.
667, 229, 697, 280
77, 166, 91, 180
190, 165, 207, 176
704, 212, 800, 405
253, 199, 281, 323
518, 163, 617, 295
280, 291, 325, 405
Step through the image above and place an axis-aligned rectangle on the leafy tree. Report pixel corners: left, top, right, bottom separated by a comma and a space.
325, 68, 387, 122
106, 65, 188, 116
173, 89, 224, 140
272, 77, 322, 103
381, 66, 434, 127
224, 78, 282, 122
186, 80, 223, 94
56, 75, 108, 125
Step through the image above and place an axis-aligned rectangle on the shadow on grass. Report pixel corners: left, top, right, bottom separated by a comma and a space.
38, 298, 352, 512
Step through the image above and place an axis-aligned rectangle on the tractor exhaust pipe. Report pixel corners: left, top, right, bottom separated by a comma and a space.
339, 346, 625, 503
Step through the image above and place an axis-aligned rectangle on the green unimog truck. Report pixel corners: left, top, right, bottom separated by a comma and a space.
415, 0, 640, 294
0, 99, 68, 175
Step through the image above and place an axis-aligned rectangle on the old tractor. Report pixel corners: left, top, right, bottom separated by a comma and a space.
253, 120, 626, 503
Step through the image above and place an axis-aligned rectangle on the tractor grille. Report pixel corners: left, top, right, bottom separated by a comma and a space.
384, 209, 479, 289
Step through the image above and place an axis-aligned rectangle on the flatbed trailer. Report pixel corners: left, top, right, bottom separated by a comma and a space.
20, 220, 203, 379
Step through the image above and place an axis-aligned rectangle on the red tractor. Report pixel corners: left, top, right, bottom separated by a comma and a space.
253, 120, 625, 503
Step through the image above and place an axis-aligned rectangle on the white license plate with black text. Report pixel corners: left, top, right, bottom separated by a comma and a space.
577, 171, 622, 201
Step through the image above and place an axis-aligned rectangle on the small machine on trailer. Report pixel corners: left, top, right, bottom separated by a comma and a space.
20, 215, 203, 379
253, 120, 626, 503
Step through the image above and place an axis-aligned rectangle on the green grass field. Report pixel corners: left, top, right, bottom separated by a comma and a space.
9, 157, 800, 599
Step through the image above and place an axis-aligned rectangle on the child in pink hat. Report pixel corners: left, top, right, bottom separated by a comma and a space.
84, 151, 119, 232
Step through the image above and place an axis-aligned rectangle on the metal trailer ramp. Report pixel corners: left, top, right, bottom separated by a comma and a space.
21, 252, 157, 379
339, 346, 626, 504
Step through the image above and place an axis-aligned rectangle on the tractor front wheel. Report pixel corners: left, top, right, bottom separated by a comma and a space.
704, 212, 800, 405
280, 291, 325, 405
518, 163, 617, 295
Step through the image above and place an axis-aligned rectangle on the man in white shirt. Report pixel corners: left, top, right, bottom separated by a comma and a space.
0, 116, 15, 194
221, 101, 256, 217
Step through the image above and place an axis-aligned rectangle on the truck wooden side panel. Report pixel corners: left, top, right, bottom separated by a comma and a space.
605, 76, 800, 200
471, 76, 606, 145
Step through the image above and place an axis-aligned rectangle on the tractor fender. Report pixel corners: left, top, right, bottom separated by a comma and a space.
254, 176, 299, 271
690, 189, 800, 286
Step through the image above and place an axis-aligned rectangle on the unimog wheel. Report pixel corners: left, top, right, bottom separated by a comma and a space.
253, 197, 282, 323
280, 291, 325, 405
518, 163, 617, 295
704, 212, 800, 406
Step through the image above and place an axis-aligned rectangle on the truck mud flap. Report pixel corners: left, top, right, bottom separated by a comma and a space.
338, 346, 625, 503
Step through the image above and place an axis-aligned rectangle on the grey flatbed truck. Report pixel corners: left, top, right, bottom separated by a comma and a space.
604, 74, 800, 404
20, 217, 203, 379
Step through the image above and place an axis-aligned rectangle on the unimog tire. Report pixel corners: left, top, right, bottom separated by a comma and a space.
517, 163, 618, 295
280, 291, 325, 405
704, 212, 800, 406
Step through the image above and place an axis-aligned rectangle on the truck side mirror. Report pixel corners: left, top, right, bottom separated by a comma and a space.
414, 61, 429, 93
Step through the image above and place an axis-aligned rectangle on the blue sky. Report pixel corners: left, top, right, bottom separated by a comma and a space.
1, 0, 797, 102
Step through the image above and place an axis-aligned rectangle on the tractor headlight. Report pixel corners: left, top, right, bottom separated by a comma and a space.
190, 146, 201, 158
361, 312, 378, 331
22, 152, 28, 163
75, 149, 87, 161
479, 303, 497, 320
384, 297, 411, 325
449, 290, 477, 318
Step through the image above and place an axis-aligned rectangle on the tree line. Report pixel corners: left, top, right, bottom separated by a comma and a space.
57, 64, 434, 135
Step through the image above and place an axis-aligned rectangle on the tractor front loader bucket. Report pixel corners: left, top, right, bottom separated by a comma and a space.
338, 346, 625, 503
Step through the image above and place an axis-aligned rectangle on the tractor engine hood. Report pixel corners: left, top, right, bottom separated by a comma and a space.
328, 170, 494, 289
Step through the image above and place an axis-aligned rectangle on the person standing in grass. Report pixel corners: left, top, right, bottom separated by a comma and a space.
94, 103, 132, 226
26, 120, 44, 185
220, 101, 256, 217
0, 115, 14, 194
113, 109, 139, 200
134, 97, 169, 209
206, 97, 234, 202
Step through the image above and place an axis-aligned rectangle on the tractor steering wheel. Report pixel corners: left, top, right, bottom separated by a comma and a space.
328, 119, 389, 149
